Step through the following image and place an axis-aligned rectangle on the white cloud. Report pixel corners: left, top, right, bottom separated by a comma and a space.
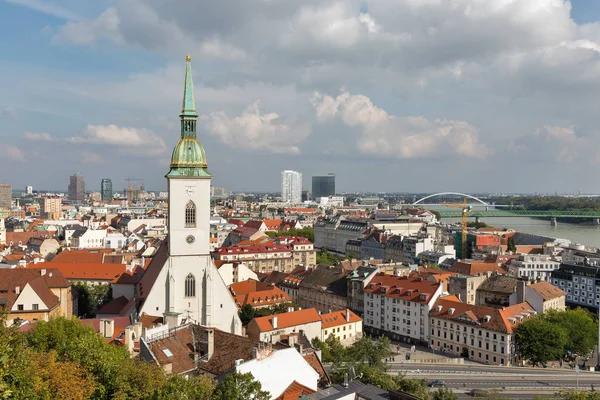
311, 90, 490, 159
0, 144, 26, 162
52, 8, 123, 45
5, 0, 82, 21
22, 132, 54, 141
78, 150, 104, 165
510, 125, 589, 164
66, 124, 167, 156
201, 101, 311, 154
1, 107, 19, 120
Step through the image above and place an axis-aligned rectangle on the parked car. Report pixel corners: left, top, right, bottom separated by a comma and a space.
428, 379, 446, 388
469, 389, 489, 397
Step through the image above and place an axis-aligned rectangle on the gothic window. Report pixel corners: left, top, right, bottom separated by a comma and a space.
185, 274, 196, 297
185, 200, 196, 228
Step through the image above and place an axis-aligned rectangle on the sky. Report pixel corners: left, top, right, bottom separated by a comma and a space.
2, 0, 600, 193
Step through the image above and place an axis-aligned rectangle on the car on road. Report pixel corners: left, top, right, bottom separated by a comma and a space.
427, 379, 446, 388
468, 389, 489, 397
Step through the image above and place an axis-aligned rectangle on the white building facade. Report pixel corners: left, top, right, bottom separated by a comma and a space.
363, 274, 443, 346
281, 170, 302, 204
508, 254, 560, 282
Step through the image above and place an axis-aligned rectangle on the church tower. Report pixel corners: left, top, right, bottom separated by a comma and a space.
138, 55, 241, 334
167, 54, 212, 257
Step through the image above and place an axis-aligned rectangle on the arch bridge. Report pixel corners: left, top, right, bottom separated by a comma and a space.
412, 192, 489, 206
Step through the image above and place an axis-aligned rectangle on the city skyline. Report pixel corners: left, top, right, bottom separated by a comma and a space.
2, 1, 600, 193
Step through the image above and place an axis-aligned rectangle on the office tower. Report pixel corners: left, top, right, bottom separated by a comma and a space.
281, 170, 302, 203
0, 184, 11, 210
312, 173, 335, 200
68, 174, 85, 202
25, 186, 33, 195
101, 178, 113, 202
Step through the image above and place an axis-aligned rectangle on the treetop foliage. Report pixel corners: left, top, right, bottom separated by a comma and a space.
0, 314, 265, 400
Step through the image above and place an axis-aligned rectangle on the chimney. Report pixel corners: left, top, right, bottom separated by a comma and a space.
125, 325, 135, 354
272, 316, 278, 329
346, 309, 351, 322
207, 328, 215, 360
15, 286, 20, 295
517, 280, 526, 304
102, 319, 114, 338
40, 268, 46, 276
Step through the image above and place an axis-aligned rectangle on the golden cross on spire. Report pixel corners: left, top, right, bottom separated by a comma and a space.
186, 54, 191, 61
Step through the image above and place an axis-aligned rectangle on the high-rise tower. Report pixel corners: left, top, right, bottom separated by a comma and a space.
138, 55, 241, 334
101, 178, 113, 202
281, 170, 302, 203
68, 174, 85, 202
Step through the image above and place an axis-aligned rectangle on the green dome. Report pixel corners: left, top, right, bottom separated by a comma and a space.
170, 137, 207, 168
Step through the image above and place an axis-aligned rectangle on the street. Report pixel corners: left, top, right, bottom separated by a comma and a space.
393, 363, 600, 399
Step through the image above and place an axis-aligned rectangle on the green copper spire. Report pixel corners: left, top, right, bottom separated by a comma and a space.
167, 55, 211, 179
181, 54, 198, 120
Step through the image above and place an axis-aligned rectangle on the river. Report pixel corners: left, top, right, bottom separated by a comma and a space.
424, 206, 600, 249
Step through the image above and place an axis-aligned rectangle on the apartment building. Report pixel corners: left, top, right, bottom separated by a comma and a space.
213, 243, 294, 273
551, 263, 600, 310
213, 236, 316, 273
508, 254, 561, 282
363, 274, 442, 346
429, 296, 536, 366
321, 309, 363, 345
41, 197, 62, 219
297, 264, 350, 314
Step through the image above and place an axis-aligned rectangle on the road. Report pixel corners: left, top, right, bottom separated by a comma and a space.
390, 363, 600, 399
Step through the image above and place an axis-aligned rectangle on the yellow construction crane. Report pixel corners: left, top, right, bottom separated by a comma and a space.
441, 197, 472, 260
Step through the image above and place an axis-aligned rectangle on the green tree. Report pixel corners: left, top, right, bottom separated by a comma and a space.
154, 375, 216, 400
73, 282, 112, 318
266, 227, 315, 242
394, 377, 429, 399
432, 387, 459, 400
515, 317, 567, 367
347, 335, 390, 369
238, 304, 256, 326
556, 390, 600, 400
213, 372, 270, 400
316, 249, 343, 265
506, 236, 517, 253
112, 359, 167, 400
546, 308, 598, 357
25, 317, 130, 399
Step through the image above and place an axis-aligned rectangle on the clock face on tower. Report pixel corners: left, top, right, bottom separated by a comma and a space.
185, 186, 196, 196
186, 235, 195, 244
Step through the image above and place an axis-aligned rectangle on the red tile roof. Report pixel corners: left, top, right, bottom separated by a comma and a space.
364, 274, 440, 304
275, 380, 316, 400
252, 308, 322, 332
30, 262, 130, 283
51, 248, 112, 264
0, 268, 70, 311
97, 296, 130, 315
320, 309, 362, 329
6, 231, 52, 246
430, 296, 536, 334
450, 261, 506, 276
529, 281, 567, 301
80, 316, 132, 343
229, 279, 293, 308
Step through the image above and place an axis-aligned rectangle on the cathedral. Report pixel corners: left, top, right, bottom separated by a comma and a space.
137, 55, 242, 334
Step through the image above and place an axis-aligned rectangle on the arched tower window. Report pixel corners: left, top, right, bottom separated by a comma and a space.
185, 200, 196, 228
185, 274, 196, 297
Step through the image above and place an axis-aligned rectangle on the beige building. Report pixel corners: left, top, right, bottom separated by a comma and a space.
320, 309, 363, 345
0, 268, 72, 326
510, 280, 566, 313
429, 296, 536, 366
448, 274, 488, 305
41, 197, 62, 219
